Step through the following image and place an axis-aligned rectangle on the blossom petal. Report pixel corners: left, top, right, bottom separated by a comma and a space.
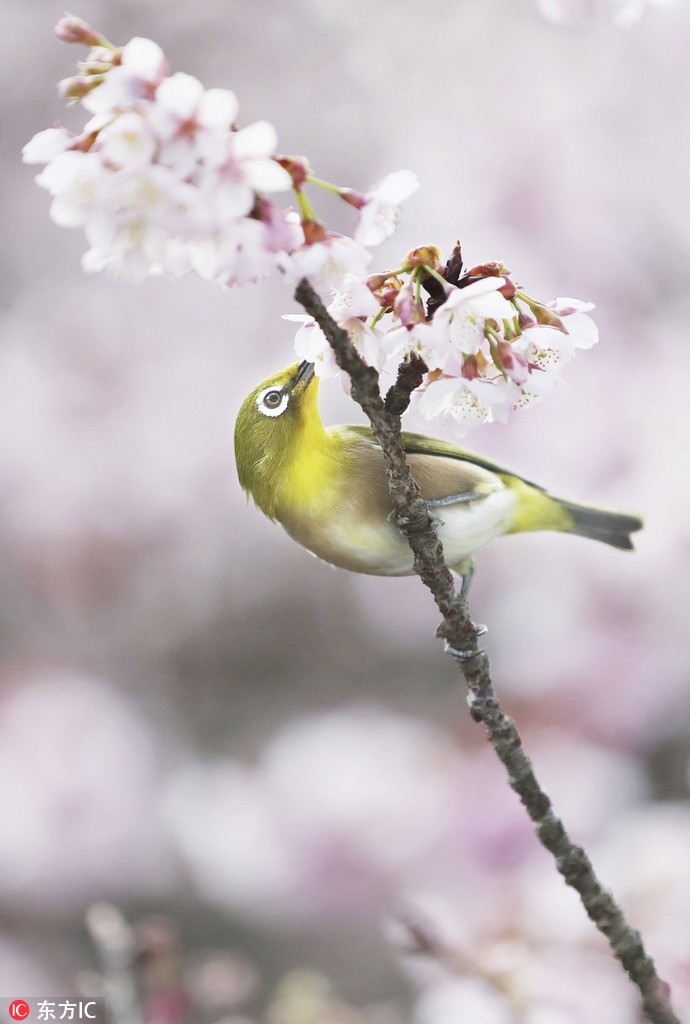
231, 120, 278, 159
120, 37, 167, 82
22, 127, 75, 165
155, 72, 204, 119
197, 88, 239, 128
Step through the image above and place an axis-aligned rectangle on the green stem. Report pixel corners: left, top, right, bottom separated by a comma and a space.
306, 175, 345, 197
371, 306, 388, 329
295, 188, 319, 224
419, 264, 451, 291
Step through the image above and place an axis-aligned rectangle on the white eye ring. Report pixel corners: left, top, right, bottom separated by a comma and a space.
256, 386, 289, 418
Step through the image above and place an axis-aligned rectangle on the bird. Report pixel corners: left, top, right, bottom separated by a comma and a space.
234, 360, 643, 592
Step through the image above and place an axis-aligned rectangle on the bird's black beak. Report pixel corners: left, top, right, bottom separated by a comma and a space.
294, 361, 316, 387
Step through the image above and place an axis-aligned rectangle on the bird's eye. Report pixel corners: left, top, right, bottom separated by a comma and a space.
256, 386, 289, 418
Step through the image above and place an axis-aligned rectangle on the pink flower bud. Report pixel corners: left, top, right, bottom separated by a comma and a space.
403, 245, 443, 271
339, 188, 366, 211
463, 260, 505, 279
55, 14, 103, 46
80, 48, 118, 74
275, 155, 311, 190
532, 303, 567, 333
367, 273, 402, 309
461, 354, 481, 380
394, 280, 425, 328
497, 340, 529, 384
57, 75, 99, 101
302, 220, 328, 244
518, 310, 537, 330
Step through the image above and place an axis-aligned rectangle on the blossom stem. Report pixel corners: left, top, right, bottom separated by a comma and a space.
306, 174, 344, 197
370, 306, 387, 329
416, 263, 450, 292
95, 37, 118, 52
516, 290, 537, 308
294, 275, 681, 1024
295, 188, 319, 225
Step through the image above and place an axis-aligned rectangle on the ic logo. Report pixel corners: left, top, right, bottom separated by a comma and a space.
8, 1001, 31, 1021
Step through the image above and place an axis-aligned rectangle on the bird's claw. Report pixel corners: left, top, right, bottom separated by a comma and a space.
444, 622, 487, 663
444, 643, 485, 662
392, 511, 444, 538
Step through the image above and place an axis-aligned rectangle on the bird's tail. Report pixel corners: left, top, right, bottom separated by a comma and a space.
502, 477, 643, 550
556, 498, 644, 551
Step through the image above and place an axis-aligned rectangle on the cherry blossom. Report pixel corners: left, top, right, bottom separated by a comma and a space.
22, 126, 77, 164
383, 320, 454, 377
418, 374, 517, 436
286, 272, 385, 382
25, 17, 599, 436
279, 234, 373, 303
97, 110, 157, 169
23, 27, 294, 285
35, 150, 111, 228
431, 277, 517, 356
285, 315, 339, 378
353, 169, 419, 246
79, 37, 167, 114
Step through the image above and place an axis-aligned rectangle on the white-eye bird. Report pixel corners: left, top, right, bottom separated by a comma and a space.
234, 361, 643, 587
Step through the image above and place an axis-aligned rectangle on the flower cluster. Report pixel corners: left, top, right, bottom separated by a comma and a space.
24, 15, 598, 437
23, 17, 302, 284
23, 16, 415, 287
291, 244, 598, 436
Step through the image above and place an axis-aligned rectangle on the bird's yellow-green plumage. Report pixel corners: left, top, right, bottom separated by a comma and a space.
234, 361, 643, 579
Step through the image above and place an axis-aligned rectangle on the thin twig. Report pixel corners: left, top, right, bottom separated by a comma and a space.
294, 277, 680, 1024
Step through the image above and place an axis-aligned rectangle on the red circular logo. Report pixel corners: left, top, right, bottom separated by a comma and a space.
9, 1001, 30, 1021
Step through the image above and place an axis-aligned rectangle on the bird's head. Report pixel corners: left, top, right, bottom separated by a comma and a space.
234, 360, 322, 517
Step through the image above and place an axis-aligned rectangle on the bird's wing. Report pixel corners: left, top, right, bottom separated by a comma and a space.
341, 425, 545, 493
334, 425, 519, 508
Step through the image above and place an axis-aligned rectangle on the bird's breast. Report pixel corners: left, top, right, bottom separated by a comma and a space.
279, 442, 518, 577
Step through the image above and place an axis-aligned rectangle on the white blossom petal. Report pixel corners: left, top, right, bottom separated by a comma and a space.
120, 37, 167, 82
197, 88, 239, 128
433, 278, 515, 356
22, 127, 75, 165
282, 235, 373, 301
285, 315, 340, 378
561, 310, 599, 349
98, 112, 157, 169
355, 169, 418, 246
231, 120, 278, 160
328, 273, 380, 321
155, 72, 204, 120
417, 375, 517, 436
81, 67, 142, 114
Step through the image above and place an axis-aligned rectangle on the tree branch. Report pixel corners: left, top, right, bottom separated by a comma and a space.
294, 277, 680, 1024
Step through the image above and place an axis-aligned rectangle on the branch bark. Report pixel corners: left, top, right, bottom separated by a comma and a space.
294, 277, 680, 1024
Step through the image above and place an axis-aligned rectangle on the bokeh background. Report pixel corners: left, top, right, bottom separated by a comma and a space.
2, 0, 689, 1021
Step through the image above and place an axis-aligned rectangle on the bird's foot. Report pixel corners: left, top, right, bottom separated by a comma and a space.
444, 640, 485, 662
450, 557, 475, 599
392, 510, 444, 538
444, 624, 488, 661
427, 492, 486, 508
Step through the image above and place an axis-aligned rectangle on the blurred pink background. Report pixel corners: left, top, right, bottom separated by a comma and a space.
2, 1, 689, 1021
